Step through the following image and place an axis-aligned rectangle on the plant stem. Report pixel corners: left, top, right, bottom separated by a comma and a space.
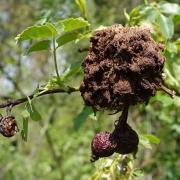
0, 87, 79, 108
114, 105, 129, 130
52, 38, 60, 78
159, 84, 175, 98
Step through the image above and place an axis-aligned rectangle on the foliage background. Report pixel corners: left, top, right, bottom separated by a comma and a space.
0, 0, 179, 179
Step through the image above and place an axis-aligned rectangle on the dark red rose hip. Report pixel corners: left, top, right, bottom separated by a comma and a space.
91, 131, 116, 162
112, 124, 139, 155
0, 116, 18, 137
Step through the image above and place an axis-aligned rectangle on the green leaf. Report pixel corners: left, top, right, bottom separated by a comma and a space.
74, 106, 93, 130
166, 42, 178, 53
141, 7, 158, 21
89, 113, 97, 121
91, 171, 102, 180
164, 68, 179, 87
56, 32, 79, 47
21, 110, 30, 119
75, 0, 86, 18
76, 31, 92, 41
42, 76, 68, 92
171, 124, 180, 133
61, 61, 82, 81
60, 17, 90, 32
142, 134, 160, 145
158, 2, 180, 15
156, 93, 174, 107
21, 117, 28, 142
124, 8, 130, 21
16, 23, 58, 43
27, 40, 51, 54
139, 135, 152, 149
26, 100, 42, 121
173, 15, 180, 25
132, 169, 144, 178
44, 76, 60, 90
175, 38, 180, 51
157, 14, 174, 39
129, 6, 140, 18
45, 23, 58, 37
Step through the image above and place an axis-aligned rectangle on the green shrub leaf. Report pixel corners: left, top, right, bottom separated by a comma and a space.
158, 2, 180, 15
60, 17, 90, 32
21, 117, 29, 142
74, 106, 93, 130
26, 101, 42, 121
142, 134, 160, 145
157, 14, 174, 39
27, 40, 51, 54
56, 32, 79, 47
16, 23, 58, 43
75, 0, 87, 18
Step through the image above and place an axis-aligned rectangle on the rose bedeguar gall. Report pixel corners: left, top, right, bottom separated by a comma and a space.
80, 25, 165, 111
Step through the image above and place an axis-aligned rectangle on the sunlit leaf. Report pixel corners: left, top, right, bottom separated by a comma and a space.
142, 134, 160, 145
175, 38, 180, 51
156, 93, 174, 107
157, 14, 174, 39
91, 171, 102, 180
139, 135, 152, 149
89, 113, 97, 121
173, 14, 180, 25
56, 32, 79, 47
27, 40, 51, 54
165, 68, 179, 87
21, 110, 30, 119
171, 124, 180, 133
45, 23, 58, 37
166, 42, 178, 53
132, 169, 144, 178
60, 17, 90, 32
75, 0, 86, 18
41, 76, 68, 93
26, 100, 42, 121
74, 106, 93, 130
16, 23, 58, 43
124, 8, 130, 21
142, 7, 158, 21
21, 117, 28, 142
158, 2, 180, 15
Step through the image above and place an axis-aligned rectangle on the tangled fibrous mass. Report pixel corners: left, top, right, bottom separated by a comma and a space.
80, 25, 165, 111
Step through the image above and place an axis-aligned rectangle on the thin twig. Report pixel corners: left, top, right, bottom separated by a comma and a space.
159, 84, 176, 98
0, 87, 79, 109
162, 83, 180, 97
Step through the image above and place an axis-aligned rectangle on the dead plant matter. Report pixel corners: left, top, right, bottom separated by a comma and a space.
91, 131, 116, 162
91, 106, 139, 162
80, 25, 165, 111
0, 115, 18, 137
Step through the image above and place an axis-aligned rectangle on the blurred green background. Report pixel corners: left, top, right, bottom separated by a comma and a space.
0, 0, 179, 179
